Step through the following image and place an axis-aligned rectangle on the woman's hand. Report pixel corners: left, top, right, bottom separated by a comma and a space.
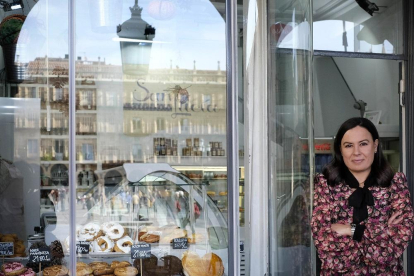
388, 210, 404, 226
331, 223, 352, 236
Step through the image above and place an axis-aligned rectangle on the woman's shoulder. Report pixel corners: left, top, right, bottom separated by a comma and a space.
390, 172, 408, 188
314, 173, 328, 186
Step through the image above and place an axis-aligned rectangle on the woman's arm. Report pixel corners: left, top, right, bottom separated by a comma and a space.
360, 172, 414, 266
311, 174, 361, 271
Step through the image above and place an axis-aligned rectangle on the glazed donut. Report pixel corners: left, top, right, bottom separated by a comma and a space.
79, 223, 101, 241
93, 236, 114, 253
113, 236, 133, 254
114, 267, 138, 276
102, 223, 124, 240
1, 262, 26, 276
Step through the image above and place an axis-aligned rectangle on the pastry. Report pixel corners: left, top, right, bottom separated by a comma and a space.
93, 236, 114, 253
50, 240, 65, 258
14, 241, 25, 254
19, 268, 35, 276
219, 191, 227, 196
0, 236, 15, 243
206, 191, 216, 196
187, 233, 207, 244
181, 251, 224, 276
110, 262, 131, 269
76, 263, 89, 268
88, 262, 109, 271
113, 267, 138, 276
101, 223, 125, 240
160, 255, 183, 274
93, 267, 114, 276
79, 223, 101, 241
133, 255, 158, 272
76, 266, 93, 276
42, 265, 69, 276
1, 262, 26, 276
159, 229, 186, 244
139, 232, 160, 243
113, 236, 133, 254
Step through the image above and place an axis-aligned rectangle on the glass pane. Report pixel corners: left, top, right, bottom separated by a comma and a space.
313, 56, 400, 171
268, 0, 313, 274
75, 0, 229, 274
313, 0, 403, 54
0, 0, 72, 275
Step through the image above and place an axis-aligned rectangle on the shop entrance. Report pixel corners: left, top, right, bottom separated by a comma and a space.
313, 55, 404, 275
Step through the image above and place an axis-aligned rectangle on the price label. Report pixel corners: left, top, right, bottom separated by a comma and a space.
172, 238, 188, 249
131, 243, 151, 259
76, 241, 90, 254
0, 242, 13, 256
29, 247, 51, 263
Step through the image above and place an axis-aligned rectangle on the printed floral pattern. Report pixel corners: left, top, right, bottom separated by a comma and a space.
311, 172, 414, 276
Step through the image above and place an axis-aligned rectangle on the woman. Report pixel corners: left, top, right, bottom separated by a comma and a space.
311, 117, 414, 275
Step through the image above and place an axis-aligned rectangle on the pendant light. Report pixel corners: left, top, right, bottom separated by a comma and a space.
116, 0, 155, 76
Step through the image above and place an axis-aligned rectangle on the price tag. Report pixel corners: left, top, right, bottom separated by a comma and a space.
76, 241, 90, 254
131, 243, 151, 259
172, 238, 188, 249
0, 242, 14, 256
29, 247, 51, 263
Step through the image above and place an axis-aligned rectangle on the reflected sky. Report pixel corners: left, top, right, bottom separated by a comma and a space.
19, 0, 226, 70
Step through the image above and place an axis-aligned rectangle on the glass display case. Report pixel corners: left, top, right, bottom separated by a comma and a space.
64, 163, 229, 275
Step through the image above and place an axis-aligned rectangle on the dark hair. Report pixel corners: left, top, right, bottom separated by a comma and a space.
322, 117, 394, 187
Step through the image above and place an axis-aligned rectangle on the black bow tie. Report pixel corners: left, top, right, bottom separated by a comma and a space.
344, 169, 376, 224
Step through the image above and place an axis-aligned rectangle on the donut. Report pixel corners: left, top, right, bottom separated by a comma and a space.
42, 265, 69, 276
110, 261, 131, 269
113, 236, 133, 253
113, 267, 138, 276
76, 266, 93, 276
1, 262, 26, 276
79, 223, 101, 241
93, 267, 114, 276
93, 236, 114, 253
18, 268, 34, 276
102, 223, 124, 240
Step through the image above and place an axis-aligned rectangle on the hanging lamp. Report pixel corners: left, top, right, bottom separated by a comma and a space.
116, 0, 155, 75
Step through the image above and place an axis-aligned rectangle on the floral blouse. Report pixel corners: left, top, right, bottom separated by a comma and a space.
311, 172, 414, 275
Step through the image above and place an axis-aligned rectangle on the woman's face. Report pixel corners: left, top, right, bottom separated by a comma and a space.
340, 126, 378, 178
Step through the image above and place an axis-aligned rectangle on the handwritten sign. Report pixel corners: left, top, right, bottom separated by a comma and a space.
172, 238, 188, 249
29, 247, 51, 263
76, 241, 90, 254
131, 243, 151, 259
0, 242, 14, 256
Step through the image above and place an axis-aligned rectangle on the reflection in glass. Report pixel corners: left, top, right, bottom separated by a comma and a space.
313, 0, 403, 54
268, 0, 313, 274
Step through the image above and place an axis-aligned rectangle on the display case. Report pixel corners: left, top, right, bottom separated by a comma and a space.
60, 163, 228, 275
